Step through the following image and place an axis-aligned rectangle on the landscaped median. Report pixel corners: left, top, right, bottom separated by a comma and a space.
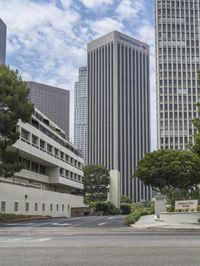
0, 213, 49, 223
124, 204, 154, 225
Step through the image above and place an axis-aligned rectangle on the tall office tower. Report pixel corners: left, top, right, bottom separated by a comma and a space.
0, 18, 6, 65
28, 81, 70, 139
74, 66, 88, 163
155, 0, 200, 150
87, 31, 152, 202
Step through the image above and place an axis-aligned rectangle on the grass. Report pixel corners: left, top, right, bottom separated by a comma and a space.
0, 213, 49, 222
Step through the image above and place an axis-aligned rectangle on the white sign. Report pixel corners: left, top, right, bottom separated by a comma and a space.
175, 200, 198, 212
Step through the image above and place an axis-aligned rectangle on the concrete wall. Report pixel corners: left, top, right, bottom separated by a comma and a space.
0, 182, 85, 217
108, 170, 121, 208
159, 212, 200, 224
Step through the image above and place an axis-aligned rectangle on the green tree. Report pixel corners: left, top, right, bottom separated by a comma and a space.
0, 65, 34, 177
190, 71, 200, 155
134, 149, 200, 192
83, 164, 110, 203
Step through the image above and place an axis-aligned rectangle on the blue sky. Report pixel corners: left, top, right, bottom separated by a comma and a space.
0, 0, 156, 148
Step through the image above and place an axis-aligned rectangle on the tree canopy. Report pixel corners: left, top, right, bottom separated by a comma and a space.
0, 65, 34, 177
134, 149, 200, 192
83, 164, 110, 203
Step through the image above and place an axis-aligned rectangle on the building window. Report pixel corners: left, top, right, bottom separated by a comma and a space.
65, 170, 69, 177
25, 202, 29, 212
39, 165, 46, 175
54, 148, 59, 157
42, 203, 45, 211
65, 155, 69, 162
1, 201, 6, 212
62, 204, 64, 211
31, 162, 39, 173
47, 144, 53, 154
35, 203, 38, 211
56, 204, 59, 211
23, 159, 31, 170
50, 204, 53, 211
60, 168, 64, 176
60, 152, 64, 160
14, 202, 18, 212
21, 129, 29, 141
32, 135, 38, 146
40, 139, 46, 150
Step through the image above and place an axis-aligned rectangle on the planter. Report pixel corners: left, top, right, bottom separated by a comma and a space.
158, 211, 200, 224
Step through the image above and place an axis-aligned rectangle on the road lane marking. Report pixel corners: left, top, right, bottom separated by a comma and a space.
98, 222, 110, 226
52, 223, 72, 226
0, 237, 51, 243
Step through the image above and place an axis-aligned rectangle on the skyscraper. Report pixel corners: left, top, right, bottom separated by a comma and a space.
155, 0, 200, 150
87, 31, 152, 202
74, 66, 88, 163
28, 81, 70, 139
0, 18, 6, 65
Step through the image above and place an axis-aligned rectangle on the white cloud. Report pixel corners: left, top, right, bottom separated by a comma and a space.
89, 17, 124, 37
116, 0, 144, 21
80, 0, 113, 9
0, 0, 156, 146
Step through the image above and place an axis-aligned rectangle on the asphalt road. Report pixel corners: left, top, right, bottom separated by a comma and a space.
0, 215, 200, 266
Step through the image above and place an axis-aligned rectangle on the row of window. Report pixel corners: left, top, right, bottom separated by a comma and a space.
159, 40, 199, 48
0, 201, 69, 213
22, 158, 46, 175
21, 128, 82, 170
159, 88, 199, 94
32, 113, 81, 158
160, 137, 192, 145
59, 168, 82, 183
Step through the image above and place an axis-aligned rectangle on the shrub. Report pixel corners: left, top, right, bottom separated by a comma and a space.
124, 206, 154, 225
120, 203, 131, 214
125, 212, 141, 225
120, 196, 132, 204
95, 201, 120, 215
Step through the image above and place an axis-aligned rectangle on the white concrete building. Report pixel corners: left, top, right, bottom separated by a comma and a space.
0, 109, 85, 217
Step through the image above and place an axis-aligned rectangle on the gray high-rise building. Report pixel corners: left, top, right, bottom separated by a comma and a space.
155, 0, 200, 150
0, 18, 6, 65
74, 66, 88, 163
87, 31, 152, 202
28, 81, 70, 139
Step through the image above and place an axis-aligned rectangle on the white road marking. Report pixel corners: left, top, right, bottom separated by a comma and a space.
0, 237, 51, 243
52, 223, 71, 226
98, 222, 109, 226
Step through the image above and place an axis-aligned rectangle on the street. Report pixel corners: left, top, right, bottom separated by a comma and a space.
0, 215, 200, 266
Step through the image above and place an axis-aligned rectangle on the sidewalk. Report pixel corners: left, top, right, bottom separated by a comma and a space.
131, 215, 200, 230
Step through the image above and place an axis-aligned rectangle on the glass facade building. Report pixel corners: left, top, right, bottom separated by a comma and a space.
74, 66, 88, 163
155, 0, 200, 149
0, 18, 6, 65
87, 31, 152, 202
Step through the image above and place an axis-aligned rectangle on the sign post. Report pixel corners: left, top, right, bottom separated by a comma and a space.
155, 195, 167, 218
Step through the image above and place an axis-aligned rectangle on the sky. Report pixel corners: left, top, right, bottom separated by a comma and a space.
0, 0, 156, 149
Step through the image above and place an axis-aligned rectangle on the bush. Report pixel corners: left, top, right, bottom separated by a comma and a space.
120, 196, 132, 204
124, 207, 154, 225
120, 203, 131, 214
95, 201, 120, 215
125, 212, 141, 225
